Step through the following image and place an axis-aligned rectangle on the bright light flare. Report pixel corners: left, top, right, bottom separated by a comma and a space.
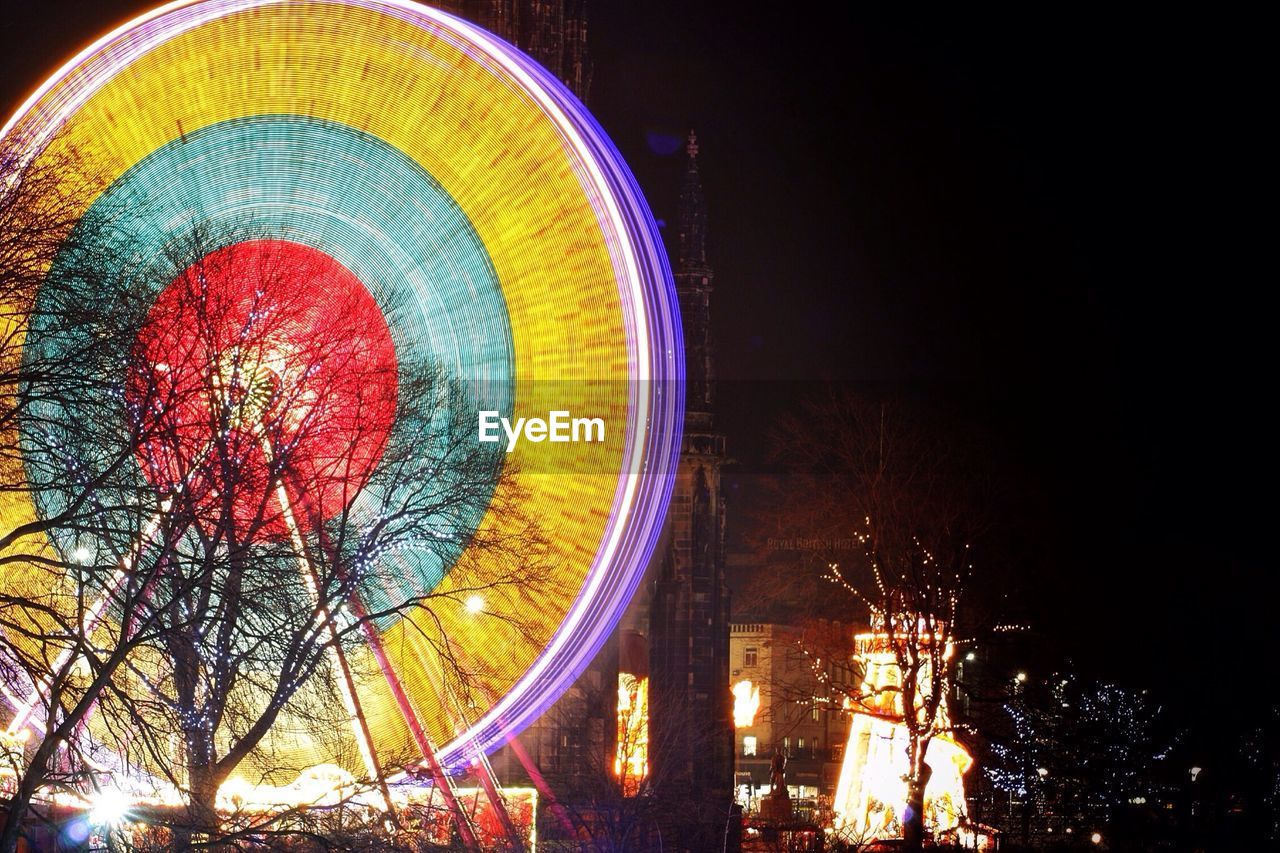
732, 679, 760, 728
465, 595, 485, 614
87, 788, 131, 825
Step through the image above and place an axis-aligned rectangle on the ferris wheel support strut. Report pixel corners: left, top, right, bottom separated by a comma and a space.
273, 474, 402, 830
353, 599, 484, 851
413, 627, 526, 852
412, 632, 578, 844
284, 480, 484, 851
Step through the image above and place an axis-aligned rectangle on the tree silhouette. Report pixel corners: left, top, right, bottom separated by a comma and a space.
2, 145, 549, 849
753, 391, 997, 850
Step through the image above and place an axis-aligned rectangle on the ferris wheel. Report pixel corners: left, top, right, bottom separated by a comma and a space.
0, 0, 681, 842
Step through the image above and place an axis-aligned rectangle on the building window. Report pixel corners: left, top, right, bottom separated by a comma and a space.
743, 735, 757, 757
744, 647, 758, 667
811, 703, 821, 721
797, 737, 805, 751
782, 737, 790, 752
833, 743, 844, 761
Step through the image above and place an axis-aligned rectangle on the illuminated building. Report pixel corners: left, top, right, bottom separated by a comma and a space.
730, 623, 853, 812
489, 129, 736, 848
426, 16, 736, 844
832, 628, 974, 840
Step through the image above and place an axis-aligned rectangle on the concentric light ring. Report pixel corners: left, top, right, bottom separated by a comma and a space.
0, 0, 683, 779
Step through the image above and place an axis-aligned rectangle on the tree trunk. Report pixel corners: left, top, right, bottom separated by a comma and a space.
0, 733, 61, 853
174, 765, 222, 850
903, 761, 932, 853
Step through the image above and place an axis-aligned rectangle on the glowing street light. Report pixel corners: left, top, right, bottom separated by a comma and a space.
465, 594, 485, 614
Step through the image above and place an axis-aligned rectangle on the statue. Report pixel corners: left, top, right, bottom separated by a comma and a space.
769, 746, 788, 798
759, 746, 794, 821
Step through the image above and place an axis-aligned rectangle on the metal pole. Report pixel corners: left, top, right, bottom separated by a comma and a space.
284, 478, 483, 850
272, 466, 400, 829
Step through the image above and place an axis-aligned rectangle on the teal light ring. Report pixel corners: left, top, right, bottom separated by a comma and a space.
23, 115, 512, 607
99, 115, 512, 390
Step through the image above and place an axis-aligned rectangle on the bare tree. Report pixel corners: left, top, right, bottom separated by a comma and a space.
754, 391, 996, 851
89, 231, 547, 845
981, 668, 1169, 847
0, 132, 208, 851
2, 151, 549, 849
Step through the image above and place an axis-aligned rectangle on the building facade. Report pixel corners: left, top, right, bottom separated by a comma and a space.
462, 4, 735, 844
730, 623, 851, 818
434, 0, 591, 101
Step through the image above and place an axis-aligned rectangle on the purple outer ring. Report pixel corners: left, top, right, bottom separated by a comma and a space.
0, 0, 685, 772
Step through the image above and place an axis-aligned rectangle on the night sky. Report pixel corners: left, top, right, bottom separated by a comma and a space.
3, 3, 1269, 733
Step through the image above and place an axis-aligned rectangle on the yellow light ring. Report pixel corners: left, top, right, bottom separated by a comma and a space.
1, 0, 682, 781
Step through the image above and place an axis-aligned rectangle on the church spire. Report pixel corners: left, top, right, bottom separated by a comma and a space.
649, 131, 733, 838
673, 129, 714, 420
677, 130, 709, 276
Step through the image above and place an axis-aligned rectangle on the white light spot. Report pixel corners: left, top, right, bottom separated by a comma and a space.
88, 788, 130, 826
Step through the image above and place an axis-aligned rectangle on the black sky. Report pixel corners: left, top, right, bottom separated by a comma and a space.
588, 3, 1272, 717
2, 3, 1271, 723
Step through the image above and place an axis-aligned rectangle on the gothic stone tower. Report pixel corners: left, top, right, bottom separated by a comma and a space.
648, 132, 735, 845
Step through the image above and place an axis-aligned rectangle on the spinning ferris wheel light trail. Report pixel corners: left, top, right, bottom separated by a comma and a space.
1, 0, 683, 845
